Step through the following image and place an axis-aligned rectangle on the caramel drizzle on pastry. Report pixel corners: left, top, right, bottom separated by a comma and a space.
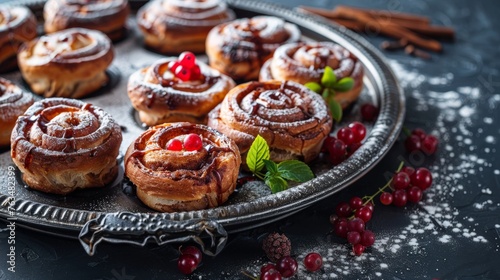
23, 28, 112, 65
11, 98, 120, 168
0, 78, 34, 126
0, 7, 37, 48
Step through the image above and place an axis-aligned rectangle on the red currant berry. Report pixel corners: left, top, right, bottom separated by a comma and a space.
260, 269, 282, 280
391, 172, 410, 189
347, 217, 365, 233
276, 256, 298, 278
183, 133, 202, 151
365, 201, 375, 213
422, 134, 439, 155
405, 135, 422, 153
379, 192, 393, 205
180, 246, 202, 265
349, 196, 364, 210
347, 142, 362, 157
322, 136, 336, 152
337, 127, 356, 146
411, 128, 427, 140
260, 263, 277, 275
347, 231, 361, 245
166, 138, 183, 151
401, 166, 415, 177
407, 186, 423, 203
392, 189, 408, 207
360, 230, 375, 247
360, 103, 378, 122
327, 138, 347, 165
335, 202, 352, 218
190, 65, 201, 80
355, 206, 373, 223
168, 61, 181, 73
333, 218, 348, 238
179, 51, 196, 68
352, 244, 365, 256
410, 167, 432, 190
175, 65, 191, 81
348, 122, 367, 143
303, 252, 323, 272
177, 254, 198, 275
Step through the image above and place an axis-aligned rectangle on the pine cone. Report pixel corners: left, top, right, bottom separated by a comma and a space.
262, 232, 292, 262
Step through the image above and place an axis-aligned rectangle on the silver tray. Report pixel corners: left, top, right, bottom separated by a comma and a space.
0, 0, 405, 256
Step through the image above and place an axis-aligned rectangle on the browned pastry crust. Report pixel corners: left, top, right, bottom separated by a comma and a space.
0, 78, 34, 147
124, 122, 241, 212
127, 58, 236, 126
17, 28, 114, 99
137, 0, 235, 54
10, 98, 122, 195
43, 0, 130, 41
207, 80, 332, 163
0, 6, 37, 73
259, 42, 364, 109
206, 16, 301, 81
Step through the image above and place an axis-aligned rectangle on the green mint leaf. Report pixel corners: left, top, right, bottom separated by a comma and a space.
305, 82, 322, 94
277, 160, 314, 182
322, 88, 334, 99
263, 159, 278, 175
246, 135, 270, 174
321, 66, 337, 88
333, 77, 354, 92
265, 175, 288, 194
329, 98, 343, 122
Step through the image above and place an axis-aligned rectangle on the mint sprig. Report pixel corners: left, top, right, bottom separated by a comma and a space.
246, 135, 314, 194
304, 66, 355, 123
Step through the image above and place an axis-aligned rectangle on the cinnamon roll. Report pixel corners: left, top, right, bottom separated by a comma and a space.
11, 98, 122, 195
0, 6, 37, 73
206, 16, 301, 81
43, 0, 130, 41
17, 28, 114, 99
128, 54, 236, 126
137, 0, 235, 54
0, 78, 34, 147
260, 42, 364, 109
207, 80, 332, 163
124, 122, 241, 212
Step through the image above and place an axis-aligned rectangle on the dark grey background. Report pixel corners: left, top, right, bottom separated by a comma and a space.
1, 0, 500, 279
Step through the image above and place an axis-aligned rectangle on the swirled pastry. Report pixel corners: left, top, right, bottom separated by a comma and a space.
137, 0, 235, 54
260, 42, 364, 109
208, 80, 332, 163
18, 28, 114, 98
124, 122, 241, 212
0, 78, 34, 146
11, 98, 122, 195
206, 16, 301, 81
44, 0, 130, 41
0, 6, 37, 72
128, 55, 236, 126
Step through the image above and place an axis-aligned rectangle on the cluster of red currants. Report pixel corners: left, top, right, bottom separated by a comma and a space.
258, 253, 323, 280
168, 51, 202, 81
380, 166, 432, 207
330, 198, 376, 256
177, 245, 203, 275
405, 128, 439, 155
323, 121, 366, 165
166, 133, 203, 151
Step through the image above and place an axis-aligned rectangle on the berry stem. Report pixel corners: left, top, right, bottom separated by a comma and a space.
241, 270, 258, 280
362, 161, 405, 206
402, 126, 412, 137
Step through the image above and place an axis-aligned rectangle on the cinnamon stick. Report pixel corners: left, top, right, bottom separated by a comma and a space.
335, 5, 430, 25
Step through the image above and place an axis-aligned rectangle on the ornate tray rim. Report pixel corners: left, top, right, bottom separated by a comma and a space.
0, 0, 405, 251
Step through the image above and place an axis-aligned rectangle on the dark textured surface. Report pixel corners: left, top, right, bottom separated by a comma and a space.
1, 0, 500, 279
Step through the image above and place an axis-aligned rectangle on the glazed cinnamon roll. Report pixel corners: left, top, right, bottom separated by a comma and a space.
11, 98, 122, 195
0, 78, 34, 147
128, 54, 236, 126
206, 16, 301, 81
260, 42, 364, 109
207, 80, 332, 163
17, 28, 114, 99
0, 6, 37, 73
124, 122, 241, 212
137, 0, 235, 54
44, 0, 130, 41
